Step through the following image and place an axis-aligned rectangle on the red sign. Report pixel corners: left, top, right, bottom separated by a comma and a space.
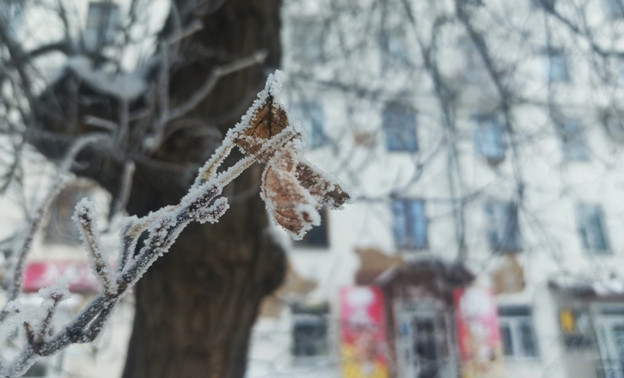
23, 261, 99, 293
340, 286, 389, 378
454, 286, 504, 378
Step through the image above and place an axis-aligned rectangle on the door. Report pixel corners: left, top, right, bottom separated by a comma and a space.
596, 309, 624, 378
396, 309, 454, 378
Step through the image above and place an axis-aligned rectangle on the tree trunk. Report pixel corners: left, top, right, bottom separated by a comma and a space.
120, 1, 284, 377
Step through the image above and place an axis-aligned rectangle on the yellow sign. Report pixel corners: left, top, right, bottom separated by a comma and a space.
560, 309, 576, 333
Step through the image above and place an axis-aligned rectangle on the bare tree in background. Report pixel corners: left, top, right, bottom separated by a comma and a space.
284, 0, 624, 265
276, 0, 624, 375
0, 0, 340, 377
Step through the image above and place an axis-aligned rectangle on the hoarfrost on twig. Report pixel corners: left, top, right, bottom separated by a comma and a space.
0, 71, 350, 377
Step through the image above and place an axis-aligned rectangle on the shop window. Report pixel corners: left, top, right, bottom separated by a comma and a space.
291, 303, 329, 358
473, 114, 506, 164
603, 0, 624, 19
295, 210, 329, 248
545, 49, 569, 83
485, 201, 522, 253
557, 120, 588, 161
85, 1, 120, 50
392, 199, 427, 250
292, 101, 326, 149
499, 306, 539, 359
576, 204, 610, 253
559, 308, 594, 349
383, 103, 418, 152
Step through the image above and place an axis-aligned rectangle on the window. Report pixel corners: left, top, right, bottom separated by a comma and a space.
545, 49, 569, 83
45, 183, 94, 245
292, 303, 329, 358
383, 103, 418, 152
499, 306, 539, 359
460, 39, 484, 82
473, 114, 506, 164
532, 0, 555, 10
291, 19, 324, 63
557, 120, 588, 161
392, 199, 427, 250
85, 1, 120, 50
291, 101, 325, 148
296, 210, 329, 248
485, 201, 522, 252
380, 29, 412, 69
576, 204, 610, 253
603, 0, 624, 19
1, 1, 25, 34
603, 111, 624, 143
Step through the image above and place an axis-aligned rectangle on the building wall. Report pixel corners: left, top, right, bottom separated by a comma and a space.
251, 0, 624, 376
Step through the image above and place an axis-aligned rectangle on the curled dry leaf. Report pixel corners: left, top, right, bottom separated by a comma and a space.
233, 94, 299, 163
227, 70, 350, 238
261, 147, 350, 239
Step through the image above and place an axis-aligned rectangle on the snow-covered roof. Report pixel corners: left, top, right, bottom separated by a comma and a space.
549, 275, 624, 298
66, 56, 146, 101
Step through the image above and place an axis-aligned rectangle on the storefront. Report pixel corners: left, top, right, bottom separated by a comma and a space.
375, 257, 474, 378
550, 277, 624, 378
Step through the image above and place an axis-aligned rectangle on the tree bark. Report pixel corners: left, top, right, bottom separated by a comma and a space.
27, 0, 283, 375
121, 1, 284, 377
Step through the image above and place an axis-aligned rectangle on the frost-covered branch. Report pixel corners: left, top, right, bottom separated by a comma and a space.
1, 134, 109, 313
0, 72, 350, 377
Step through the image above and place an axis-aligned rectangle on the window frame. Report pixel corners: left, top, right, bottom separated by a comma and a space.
85, 1, 120, 49
382, 103, 418, 153
484, 201, 522, 253
291, 100, 326, 149
576, 203, 611, 254
392, 198, 428, 250
603, 0, 624, 19
44, 183, 94, 246
557, 119, 589, 161
545, 48, 570, 83
290, 18, 325, 64
532, 0, 556, 10
291, 303, 330, 359
498, 306, 540, 360
379, 28, 413, 70
295, 209, 329, 249
472, 113, 506, 164
460, 38, 484, 82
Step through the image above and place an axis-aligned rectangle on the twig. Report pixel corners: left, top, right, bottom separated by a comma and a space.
167, 50, 268, 122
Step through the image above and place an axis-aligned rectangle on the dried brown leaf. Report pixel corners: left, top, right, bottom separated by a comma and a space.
233, 94, 298, 163
261, 148, 350, 238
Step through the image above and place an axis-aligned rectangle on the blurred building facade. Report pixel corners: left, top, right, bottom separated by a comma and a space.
249, 1, 624, 377
5, 0, 624, 377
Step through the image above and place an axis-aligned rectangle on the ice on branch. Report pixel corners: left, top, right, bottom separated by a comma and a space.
0, 70, 350, 377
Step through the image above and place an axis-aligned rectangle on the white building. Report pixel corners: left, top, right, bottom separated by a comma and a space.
249, 1, 624, 377
5, 0, 624, 377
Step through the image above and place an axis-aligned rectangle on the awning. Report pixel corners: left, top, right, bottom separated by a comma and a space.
549, 275, 624, 299
376, 255, 474, 305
